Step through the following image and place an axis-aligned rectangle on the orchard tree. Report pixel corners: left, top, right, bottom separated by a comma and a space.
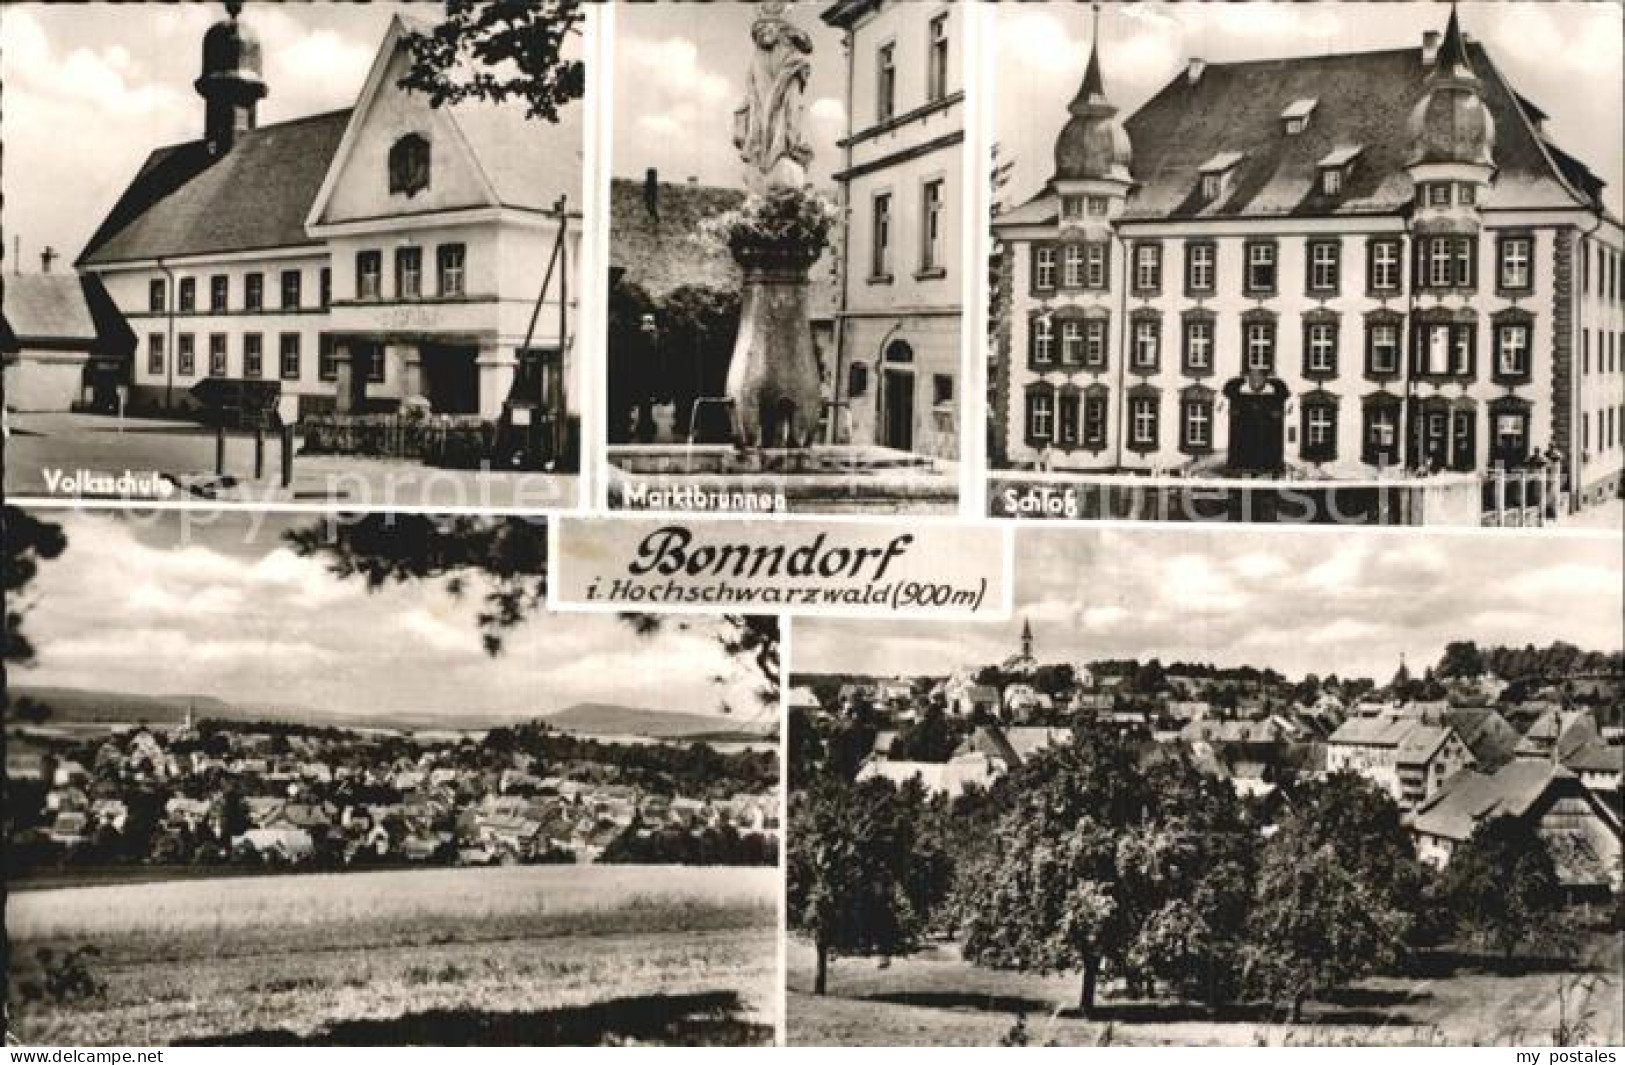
788, 777, 933, 995
1446, 814, 1562, 961
888, 704, 961, 762
1284, 770, 1430, 930
1245, 833, 1407, 1022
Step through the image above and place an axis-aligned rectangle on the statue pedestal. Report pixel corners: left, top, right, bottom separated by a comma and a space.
725, 249, 823, 449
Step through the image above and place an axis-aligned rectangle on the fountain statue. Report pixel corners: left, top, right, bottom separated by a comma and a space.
721, 0, 829, 452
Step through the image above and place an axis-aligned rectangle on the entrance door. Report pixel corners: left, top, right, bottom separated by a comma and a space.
882, 369, 914, 452
1228, 387, 1285, 473
423, 344, 480, 415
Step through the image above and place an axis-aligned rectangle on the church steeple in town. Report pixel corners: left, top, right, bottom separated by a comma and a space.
196, 0, 267, 156
1021, 617, 1034, 659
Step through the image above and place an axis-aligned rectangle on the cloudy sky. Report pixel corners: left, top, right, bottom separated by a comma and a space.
12, 509, 762, 724
795, 527, 1624, 683
0, 2, 451, 265
611, 1, 846, 189
993, 1, 1624, 217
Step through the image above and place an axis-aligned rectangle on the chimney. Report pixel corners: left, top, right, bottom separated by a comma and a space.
1422, 30, 1441, 64
40, 247, 57, 274
1185, 58, 1206, 86
643, 167, 659, 221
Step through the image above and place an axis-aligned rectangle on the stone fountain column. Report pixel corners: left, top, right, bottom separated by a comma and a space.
723, 1, 825, 451
726, 236, 823, 449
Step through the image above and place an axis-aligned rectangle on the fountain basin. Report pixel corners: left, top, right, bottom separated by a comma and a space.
607, 444, 958, 514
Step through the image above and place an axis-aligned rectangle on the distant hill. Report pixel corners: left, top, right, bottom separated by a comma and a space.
5, 685, 493, 734
544, 702, 773, 741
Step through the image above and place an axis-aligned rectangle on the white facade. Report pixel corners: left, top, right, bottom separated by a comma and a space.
823, 0, 964, 459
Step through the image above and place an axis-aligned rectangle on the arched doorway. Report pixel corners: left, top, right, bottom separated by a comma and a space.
1223, 373, 1288, 474
879, 339, 915, 452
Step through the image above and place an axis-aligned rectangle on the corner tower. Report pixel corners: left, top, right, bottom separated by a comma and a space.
1407, 5, 1496, 228
1051, 4, 1133, 230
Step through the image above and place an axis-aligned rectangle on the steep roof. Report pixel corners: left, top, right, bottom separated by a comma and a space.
2, 275, 97, 343
1328, 714, 1413, 748
1002, 38, 1599, 228
79, 110, 351, 267
1395, 724, 1453, 767
1411, 759, 1570, 842
1445, 708, 1520, 769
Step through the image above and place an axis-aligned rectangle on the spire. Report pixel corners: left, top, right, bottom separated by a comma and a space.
1434, 2, 1475, 83
1021, 618, 1034, 657
1068, 3, 1112, 116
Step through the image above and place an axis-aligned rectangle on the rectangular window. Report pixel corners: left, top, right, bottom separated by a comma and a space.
877, 41, 896, 122
1084, 319, 1108, 369
320, 267, 332, 309
1370, 240, 1401, 292
1306, 322, 1337, 375
1027, 390, 1053, 442
1134, 243, 1161, 294
1459, 183, 1476, 206
437, 244, 466, 296
1428, 240, 1453, 289
1033, 317, 1054, 366
1367, 405, 1399, 464
178, 278, 196, 313
367, 345, 385, 384
1495, 412, 1527, 463
1184, 319, 1213, 373
209, 275, 228, 312
933, 373, 954, 407
872, 194, 892, 279
148, 278, 166, 313
357, 251, 382, 300
1083, 393, 1108, 447
1427, 183, 1450, 207
1183, 399, 1211, 449
396, 246, 422, 298
1085, 242, 1107, 289
1058, 391, 1080, 445
1063, 244, 1084, 289
1060, 195, 1084, 222
926, 14, 949, 103
1132, 319, 1160, 372
1202, 174, 1222, 200
1059, 320, 1081, 366
208, 333, 227, 377
244, 333, 263, 378
1452, 238, 1474, 289
1497, 323, 1530, 378
1369, 322, 1399, 375
1033, 244, 1055, 291
1321, 168, 1342, 196
1086, 196, 1108, 218
1308, 241, 1339, 294
1499, 236, 1532, 291
147, 333, 164, 375
1186, 242, 1215, 294
177, 333, 195, 375
280, 270, 301, 310
1130, 395, 1159, 447
319, 337, 339, 382
245, 273, 263, 311
1304, 405, 1336, 462
1244, 241, 1276, 295
1451, 408, 1475, 470
1245, 321, 1275, 372
279, 334, 301, 380
920, 179, 944, 273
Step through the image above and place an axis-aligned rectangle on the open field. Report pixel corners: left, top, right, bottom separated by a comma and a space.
786, 936, 1624, 1047
7, 865, 778, 1045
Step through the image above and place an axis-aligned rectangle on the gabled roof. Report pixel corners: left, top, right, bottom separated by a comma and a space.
2, 275, 96, 343
1411, 760, 1573, 842
1000, 37, 1601, 229
1445, 708, 1520, 769
79, 109, 350, 267
1395, 724, 1454, 767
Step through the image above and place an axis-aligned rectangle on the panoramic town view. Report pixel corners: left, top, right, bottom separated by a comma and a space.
787, 527, 1623, 1046
3, 507, 780, 1045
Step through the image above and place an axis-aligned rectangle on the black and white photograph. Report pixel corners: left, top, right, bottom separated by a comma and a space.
1, 1, 586, 509
3, 507, 780, 1045
787, 525, 1622, 1045
604, 0, 964, 514
986, 1, 1624, 528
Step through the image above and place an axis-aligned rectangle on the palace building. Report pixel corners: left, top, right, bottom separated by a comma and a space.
821, 0, 964, 460
992, 8, 1625, 514
76, 7, 581, 426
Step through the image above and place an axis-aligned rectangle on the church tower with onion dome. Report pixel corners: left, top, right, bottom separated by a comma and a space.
196, 0, 268, 156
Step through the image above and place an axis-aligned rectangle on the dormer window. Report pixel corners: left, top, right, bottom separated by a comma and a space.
1317, 146, 1361, 198
1197, 151, 1243, 202
1282, 98, 1317, 135
388, 133, 431, 198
